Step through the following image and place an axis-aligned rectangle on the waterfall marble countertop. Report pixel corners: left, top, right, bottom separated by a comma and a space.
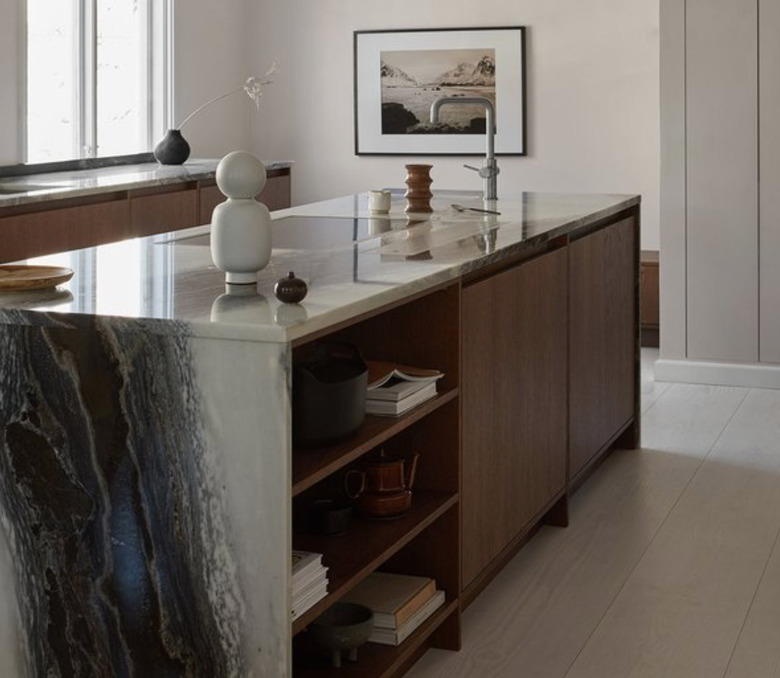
0, 159, 293, 208
0, 190, 639, 343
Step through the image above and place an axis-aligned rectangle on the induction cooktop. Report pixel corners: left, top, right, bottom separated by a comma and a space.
165, 215, 412, 250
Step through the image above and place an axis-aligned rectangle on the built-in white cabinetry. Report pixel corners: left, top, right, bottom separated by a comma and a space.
660, 0, 780, 382
685, 0, 757, 362
759, 0, 780, 364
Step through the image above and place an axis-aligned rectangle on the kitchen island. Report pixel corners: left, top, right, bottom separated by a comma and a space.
0, 190, 639, 677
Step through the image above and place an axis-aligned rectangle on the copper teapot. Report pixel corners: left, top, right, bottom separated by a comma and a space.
344, 451, 419, 518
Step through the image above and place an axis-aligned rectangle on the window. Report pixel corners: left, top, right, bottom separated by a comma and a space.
25, 0, 170, 163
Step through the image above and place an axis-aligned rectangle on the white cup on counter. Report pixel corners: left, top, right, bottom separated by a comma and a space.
368, 189, 392, 214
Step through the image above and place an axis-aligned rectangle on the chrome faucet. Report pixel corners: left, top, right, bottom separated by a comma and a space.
430, 96, 499, 201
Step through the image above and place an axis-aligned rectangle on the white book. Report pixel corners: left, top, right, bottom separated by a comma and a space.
292, 550, 323, 585
291, 580, 328, 621
365, 381, 437, 417
368, 590, 445, 646
366, 361, 443, 391
293, 568, 328, 598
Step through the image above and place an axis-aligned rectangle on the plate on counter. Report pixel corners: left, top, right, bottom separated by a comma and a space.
0, 265, 74, 291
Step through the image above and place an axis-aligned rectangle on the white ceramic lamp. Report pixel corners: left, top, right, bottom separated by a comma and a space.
210, 151, 272, 284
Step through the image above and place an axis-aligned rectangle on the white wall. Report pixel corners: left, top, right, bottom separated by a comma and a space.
171, 0, 254, 159
248, 0, 661, 250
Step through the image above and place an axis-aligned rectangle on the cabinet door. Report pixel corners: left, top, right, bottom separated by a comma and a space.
686, 0, 758, 361
760, 0, 780, 363
569, 217, 636, 479
461, 247, 568, 590
129, 185, 198, 237
0, 197, 129, 263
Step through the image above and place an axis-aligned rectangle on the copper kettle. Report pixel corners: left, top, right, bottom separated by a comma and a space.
344, 451, 419, 518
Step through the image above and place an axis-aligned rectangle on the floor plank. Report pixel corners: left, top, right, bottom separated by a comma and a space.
720, 390, 780, 678
565, 388, 780, 678
407, 374, 748, 678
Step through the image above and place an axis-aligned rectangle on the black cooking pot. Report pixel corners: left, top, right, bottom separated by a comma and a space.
293, 342, 367, 447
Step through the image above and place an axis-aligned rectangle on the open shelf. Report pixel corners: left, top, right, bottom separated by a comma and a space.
293, 599, 459, 678
292, 388, 459, 496
292, 491, 458, 634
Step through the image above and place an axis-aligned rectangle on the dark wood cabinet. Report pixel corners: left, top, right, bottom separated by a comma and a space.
0, 194, 129, 263
461, 247, 569, 595
569, 217, 637, 482
0, 167, 292, 263
129, 183, 199, 238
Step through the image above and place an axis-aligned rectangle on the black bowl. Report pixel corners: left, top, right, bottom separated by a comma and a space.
309, 602, 374, 668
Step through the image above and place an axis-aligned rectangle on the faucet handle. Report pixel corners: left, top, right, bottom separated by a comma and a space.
464, 163, 495, 179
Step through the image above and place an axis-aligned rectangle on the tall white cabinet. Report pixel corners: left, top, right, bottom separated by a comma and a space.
660, 0, 780, 384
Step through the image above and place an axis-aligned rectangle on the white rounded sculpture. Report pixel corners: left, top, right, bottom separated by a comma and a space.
210, 151, 272, 284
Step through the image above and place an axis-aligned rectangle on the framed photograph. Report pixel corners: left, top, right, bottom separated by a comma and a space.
354, 26, 526, 156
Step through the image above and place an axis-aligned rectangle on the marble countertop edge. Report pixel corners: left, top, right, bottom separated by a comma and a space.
0, 191, 640, 344
0, 159, 293, 208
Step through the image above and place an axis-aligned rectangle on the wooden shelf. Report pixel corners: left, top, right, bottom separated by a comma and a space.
293, 599, 459, 677
292, 491, 458, 634
292, 388, 459, 496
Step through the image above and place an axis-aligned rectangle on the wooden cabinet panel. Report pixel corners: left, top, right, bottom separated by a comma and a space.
461, 248, 568, 590
569, 217, 637, 479
199, 172, 292, 225
640, 250, 659, 347
129, 185, 198, 237
198, 184, 224, 226
0, 198, 129, 263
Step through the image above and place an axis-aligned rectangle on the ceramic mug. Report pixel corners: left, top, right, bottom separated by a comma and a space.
368, 189, 391, 214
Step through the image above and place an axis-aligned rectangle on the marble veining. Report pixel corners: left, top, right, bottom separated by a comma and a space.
0, 314, 245, 676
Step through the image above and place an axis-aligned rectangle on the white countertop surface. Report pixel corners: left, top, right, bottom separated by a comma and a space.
0, 190, 639, 343
0, 159, 292, 208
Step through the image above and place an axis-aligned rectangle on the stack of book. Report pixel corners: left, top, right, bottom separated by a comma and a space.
341, 571, 445, 646
291, 550, 328, 621
365, 361, 444, 417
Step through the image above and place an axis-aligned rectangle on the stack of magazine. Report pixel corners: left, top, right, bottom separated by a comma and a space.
341, 571, 445, 646
365, 361, 444, 417
291, 550, 328, 621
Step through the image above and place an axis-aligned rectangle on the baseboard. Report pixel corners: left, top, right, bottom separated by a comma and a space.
655, 358, 780, 389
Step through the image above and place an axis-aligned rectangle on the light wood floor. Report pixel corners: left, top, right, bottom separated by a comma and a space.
408, 349, 780, 678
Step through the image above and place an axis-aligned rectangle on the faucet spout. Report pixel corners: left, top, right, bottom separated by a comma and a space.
430, 96, 499, 201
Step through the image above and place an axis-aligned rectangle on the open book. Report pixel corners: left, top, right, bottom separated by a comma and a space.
366, 361, 443, 402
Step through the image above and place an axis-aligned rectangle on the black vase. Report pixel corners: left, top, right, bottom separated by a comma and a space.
153, 129, 190, 165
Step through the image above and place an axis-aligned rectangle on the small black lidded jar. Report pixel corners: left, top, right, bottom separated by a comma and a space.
274, 271, 308, 304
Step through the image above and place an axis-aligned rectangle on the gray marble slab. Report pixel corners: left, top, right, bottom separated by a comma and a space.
0, 159, 293, 208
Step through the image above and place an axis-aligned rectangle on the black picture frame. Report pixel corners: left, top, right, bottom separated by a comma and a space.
354, 26, 527, 156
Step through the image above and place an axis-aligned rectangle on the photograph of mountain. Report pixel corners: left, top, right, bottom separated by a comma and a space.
354, 27, 525, 155
380, 48, 496, 135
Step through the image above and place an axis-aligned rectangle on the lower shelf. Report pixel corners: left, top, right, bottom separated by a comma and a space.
292, 491, 458, 633
293, 599, 459, 678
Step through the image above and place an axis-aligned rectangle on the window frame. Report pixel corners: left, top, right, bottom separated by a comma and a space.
22, 0, 172, 165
